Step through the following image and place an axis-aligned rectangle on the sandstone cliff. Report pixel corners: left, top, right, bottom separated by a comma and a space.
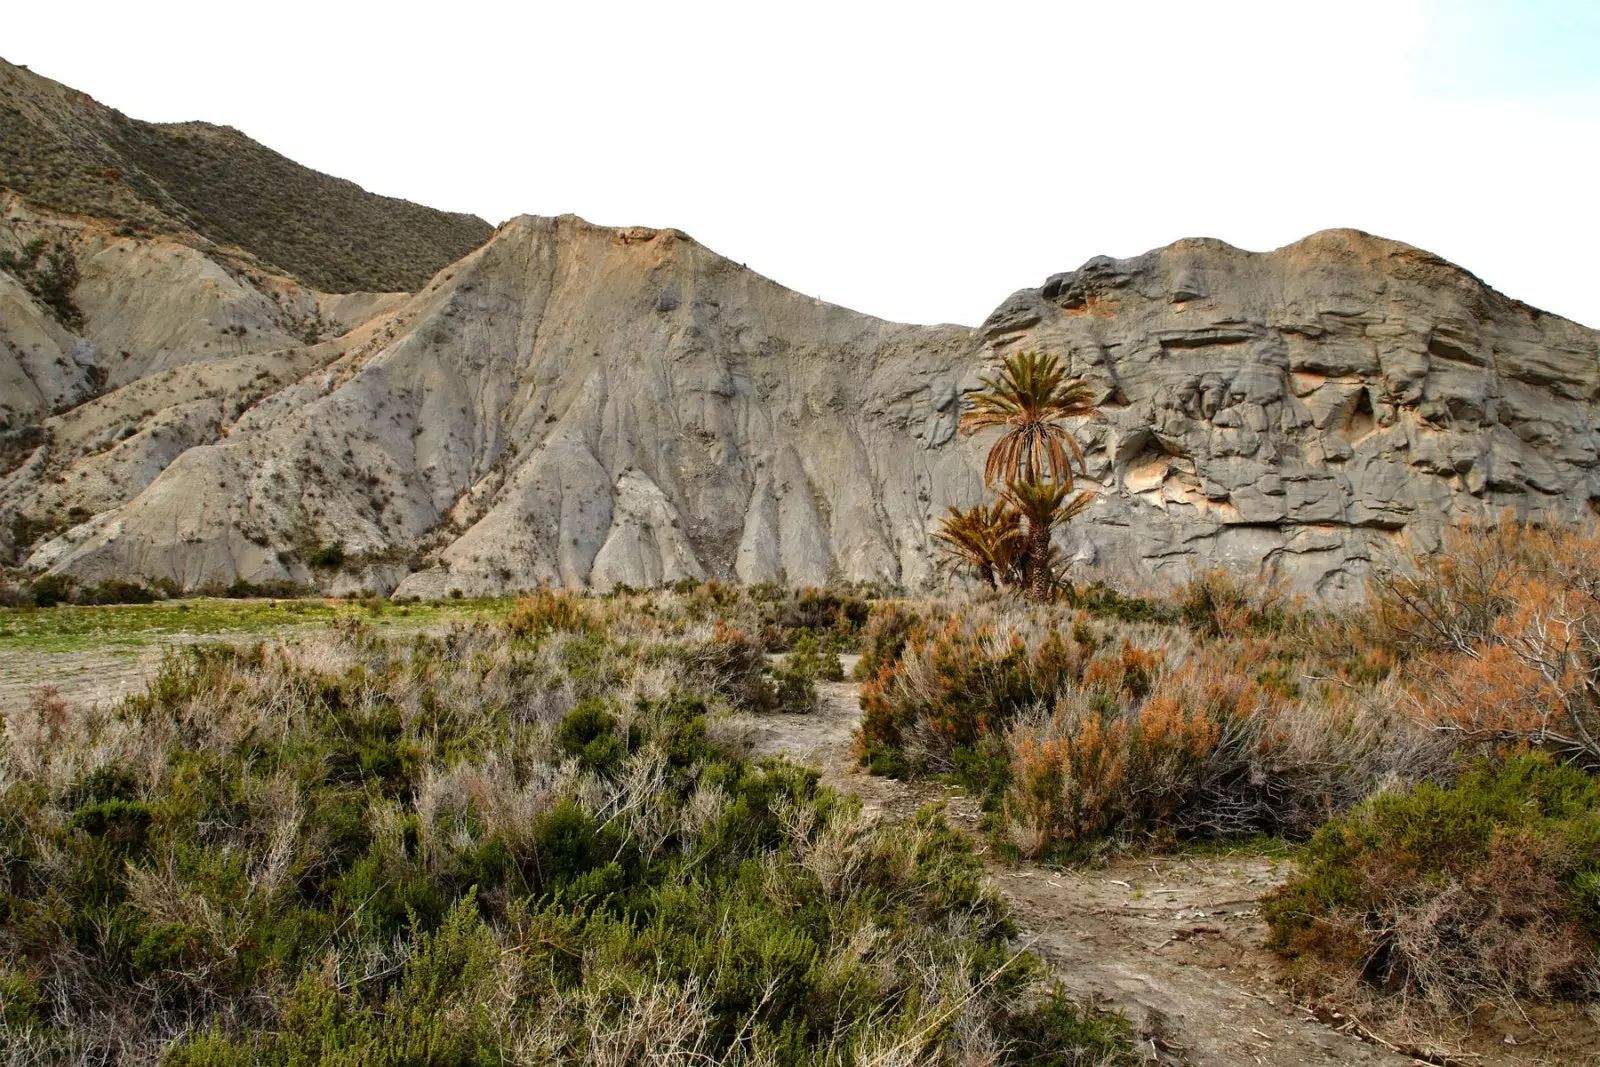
982, 232, 1599, 597
15, 213, 1598, 599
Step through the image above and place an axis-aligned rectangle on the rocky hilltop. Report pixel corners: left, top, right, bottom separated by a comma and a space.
0, 58, 491, 292
2, 65, 1596, 600
981, 233, 1599, 597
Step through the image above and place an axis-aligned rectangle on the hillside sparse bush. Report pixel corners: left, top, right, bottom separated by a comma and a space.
308, 542, 345, 568
0, 237, 83, 329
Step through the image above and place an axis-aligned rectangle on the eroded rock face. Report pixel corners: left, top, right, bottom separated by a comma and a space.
986, 232, 1599, 597
19, 217, 1600, 600
0, 196, 408, 556
28, 216, 978, 595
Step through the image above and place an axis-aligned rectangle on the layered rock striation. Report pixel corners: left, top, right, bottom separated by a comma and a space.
982, 231, 1600, 597
16, 214, 1598, 599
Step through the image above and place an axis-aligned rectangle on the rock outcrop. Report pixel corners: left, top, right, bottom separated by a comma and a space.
23, 215, 977, 595
0, 194, 406, 554
981, 232, 1600, 597
4, 61, 1595, 599
16, 214, 1598, 600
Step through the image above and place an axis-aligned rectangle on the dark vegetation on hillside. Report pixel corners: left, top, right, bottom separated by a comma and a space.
0, 236, 82, 329
0, 59, 492, 292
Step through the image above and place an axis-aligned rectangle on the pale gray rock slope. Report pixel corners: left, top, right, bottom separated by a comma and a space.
17, 214, 1600, 599
0, 194, 406, 555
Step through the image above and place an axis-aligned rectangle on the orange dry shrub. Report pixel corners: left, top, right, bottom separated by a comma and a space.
506, 586, 591, 637
1081, 640, 1164, 699
1008, 716, 1127, 854
1370, 517, 1600, 655
998, 643, 1312, 857
857, 614, 1087, 774
1002, 643, 1288, 857
1370, 518, 1600, 765
1405, 644, 1553, 738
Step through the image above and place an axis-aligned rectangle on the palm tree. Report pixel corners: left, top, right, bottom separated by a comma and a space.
1000, 480, 1094, 602
960, 350, 1097, 489
933, 501, 1023, 589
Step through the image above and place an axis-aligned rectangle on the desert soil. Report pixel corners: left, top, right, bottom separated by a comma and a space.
747, 665, 1593, 1067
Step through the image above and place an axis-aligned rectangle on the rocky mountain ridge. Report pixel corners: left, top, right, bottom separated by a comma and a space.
2, 66, 1597, 600
0, 58, 492, 292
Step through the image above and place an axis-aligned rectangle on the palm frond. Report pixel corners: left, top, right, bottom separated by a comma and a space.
959, 350, 1097, 486
933, 501, 1023, 587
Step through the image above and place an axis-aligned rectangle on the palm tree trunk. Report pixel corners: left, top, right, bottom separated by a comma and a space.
1027, 520, 1051, 602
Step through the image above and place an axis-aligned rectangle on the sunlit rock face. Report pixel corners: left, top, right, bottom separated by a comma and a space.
20, 214, 1599, 601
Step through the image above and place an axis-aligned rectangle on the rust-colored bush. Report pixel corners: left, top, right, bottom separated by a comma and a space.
506, 586, 592, 637
1001, 645, 1275, 857
857, 614, 1086, 775
1369, 519, 1600, 768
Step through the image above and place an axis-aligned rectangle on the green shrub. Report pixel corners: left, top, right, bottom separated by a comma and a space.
762, 630, 837, 714
309, 543, 345, 569
756, 587, 870, 651
0, 239, 83, 329
0, 603, 1128, 1065
0, 967, 44, 1029
554, 699, 627, 773
28, 573, 74, 607
74, 577, 160, 604
852, 602, 921, 680
1063, 581, 1178, 625
1262, 755, 1600, 1011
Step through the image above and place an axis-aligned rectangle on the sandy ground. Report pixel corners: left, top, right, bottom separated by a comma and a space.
746, 664, 1594, 1067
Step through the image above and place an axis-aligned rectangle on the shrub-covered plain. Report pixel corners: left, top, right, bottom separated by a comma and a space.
0, 589, 1131, 1066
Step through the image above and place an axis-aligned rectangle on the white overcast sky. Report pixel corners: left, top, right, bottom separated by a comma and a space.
7, 0, 1599, 327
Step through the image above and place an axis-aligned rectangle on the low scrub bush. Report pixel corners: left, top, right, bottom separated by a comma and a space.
0, 606, 1128, 1064
1178, 568, 1294, 638
860, 599, 1459, 859
1262, 755, 1600, 1015
308, 543, 345, 568
752, 585, 871, 652
505, 586, 592, 637
857, 611, 1086, 778
73, 577, 168, 605
852, 601, 922, 681
1370, 519, 1600, 770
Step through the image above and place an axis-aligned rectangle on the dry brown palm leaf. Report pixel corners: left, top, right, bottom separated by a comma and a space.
960, 350, 1097, 488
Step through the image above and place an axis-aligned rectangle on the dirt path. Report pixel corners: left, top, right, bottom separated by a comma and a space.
746, 670, 1425, 1066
